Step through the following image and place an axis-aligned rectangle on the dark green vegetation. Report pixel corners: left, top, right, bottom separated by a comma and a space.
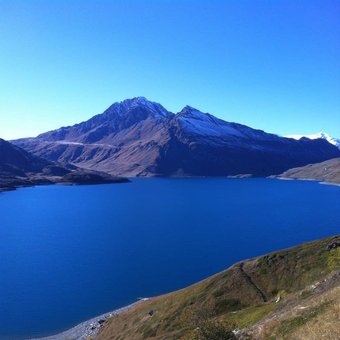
96, 235, 340, 340
276, 157, 340, 185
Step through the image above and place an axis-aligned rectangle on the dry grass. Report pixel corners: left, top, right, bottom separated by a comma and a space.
251, 286, 340, 340
278, 157, 340, 184
290, 289, 340, 340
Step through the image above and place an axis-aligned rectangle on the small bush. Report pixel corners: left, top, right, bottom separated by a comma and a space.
212, 288, 224, 298
141, 324, 157, 338
215, 298, 243, 314
189, 320, 236, 340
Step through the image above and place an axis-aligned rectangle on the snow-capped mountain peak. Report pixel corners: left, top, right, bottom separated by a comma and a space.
286, 132, 340, 149
121, 97, 172, 118
103, 97, 173, 120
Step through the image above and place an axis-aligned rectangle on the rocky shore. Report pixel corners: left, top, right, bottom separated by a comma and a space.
30, 299, 148, 340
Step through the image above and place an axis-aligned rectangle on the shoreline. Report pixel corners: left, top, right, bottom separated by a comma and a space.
320, 181, 340, 187
29, 299, 149, 340
0, 177, 130, 194
276, 176, 340, 187
3, 176, 339, 194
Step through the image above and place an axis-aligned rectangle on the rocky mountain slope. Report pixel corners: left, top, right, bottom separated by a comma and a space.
0, 138, 68, 191
0, 139, 128, 191
95, 235, 340, 340
13, 97, 340, 177
276, 158, 340, 185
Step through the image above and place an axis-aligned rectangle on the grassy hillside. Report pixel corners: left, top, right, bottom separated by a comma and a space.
247, 281, 340, 339
276, 158, 340, 184
96, 235, 340, 340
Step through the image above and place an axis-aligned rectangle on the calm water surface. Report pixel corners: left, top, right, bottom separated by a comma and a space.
0, 178, 339, 339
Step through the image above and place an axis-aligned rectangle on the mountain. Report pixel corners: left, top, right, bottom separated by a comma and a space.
286, 132, 340, 149
276, 158, 340, 185
0, 137, 61, 176
13, 97, 340, 177
94, 235, 340, 340
0, 139, 128, 191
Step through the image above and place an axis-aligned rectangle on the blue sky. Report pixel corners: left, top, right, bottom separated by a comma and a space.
0, 0, 339, 139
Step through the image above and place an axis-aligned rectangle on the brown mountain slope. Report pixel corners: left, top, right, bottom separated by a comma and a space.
96, 235, 340, 340
0, 138, 69, 191
276, 158, 340, 184
0, 138, 128, 191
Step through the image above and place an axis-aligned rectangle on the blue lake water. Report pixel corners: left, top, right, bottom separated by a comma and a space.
0, 178, 339, 339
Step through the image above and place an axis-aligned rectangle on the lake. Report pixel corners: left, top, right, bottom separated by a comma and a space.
0, 178, 339, 339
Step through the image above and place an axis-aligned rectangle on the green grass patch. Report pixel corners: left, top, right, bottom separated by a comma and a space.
327, 247, 340, 271
227, 304, 275, 328
299, 290, 313, 300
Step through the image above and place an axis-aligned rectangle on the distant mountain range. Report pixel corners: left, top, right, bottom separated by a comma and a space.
286, 132, 340, 149
12, 97, 340, 177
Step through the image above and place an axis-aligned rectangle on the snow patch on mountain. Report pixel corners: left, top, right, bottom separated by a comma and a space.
121, 97, 172, 118
176, 106, 280, 142
100, 97, 173, 121
177, 106, 243, 137
286, 132, 340, 149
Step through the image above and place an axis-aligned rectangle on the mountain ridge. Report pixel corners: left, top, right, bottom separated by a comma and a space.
0, 138, 69, 177
286, 132, 340, 149
12, 97, 340, 177
0, 138, 129, 191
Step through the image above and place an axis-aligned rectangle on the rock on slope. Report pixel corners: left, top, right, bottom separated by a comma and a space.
13, 97, 340, 177
95, 235, 340, 340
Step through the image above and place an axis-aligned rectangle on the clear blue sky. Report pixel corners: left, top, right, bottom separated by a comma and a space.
0, 0, 339, 140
